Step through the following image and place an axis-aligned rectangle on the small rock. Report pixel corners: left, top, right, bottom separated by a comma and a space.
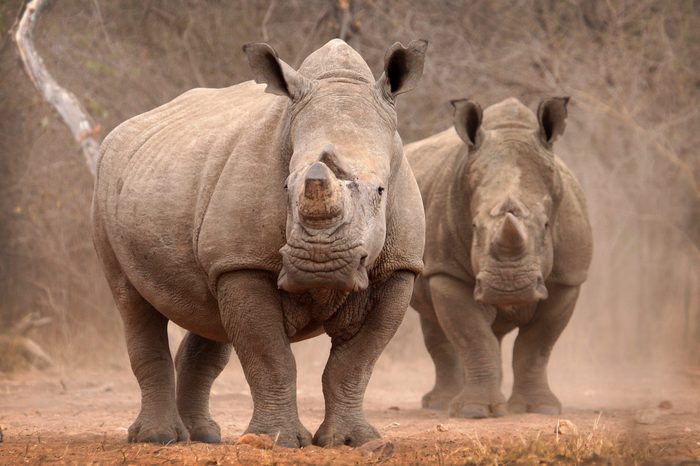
0, 426, 3, 443
236, 433, 274, 449
358, 439, 394, 460
383, 421, 400, 429
634, 408, 660, 425
554, 419, 577, 435
658, 400, 673, 410
388, 406, 400, 411
436, 423, 449, 432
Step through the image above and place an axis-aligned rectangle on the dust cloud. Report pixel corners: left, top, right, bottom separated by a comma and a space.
1, 0, 698, 423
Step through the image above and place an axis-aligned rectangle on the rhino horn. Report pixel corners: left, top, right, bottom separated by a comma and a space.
494, 213, 527, 255
299, 161, 343, 223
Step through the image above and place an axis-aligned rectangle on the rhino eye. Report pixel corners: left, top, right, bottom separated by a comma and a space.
283, 183, 288, 190
377, 186, 385, 196
544, 221, 549, 229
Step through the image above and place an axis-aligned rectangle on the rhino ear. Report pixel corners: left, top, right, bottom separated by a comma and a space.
243, 42, 311, 101
377, 40, 428, 99
451, 99, 483, 149
537, 97, 569, 146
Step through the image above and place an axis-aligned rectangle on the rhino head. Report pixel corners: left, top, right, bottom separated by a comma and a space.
243, 39, 427, 293
452, 97, 569, 306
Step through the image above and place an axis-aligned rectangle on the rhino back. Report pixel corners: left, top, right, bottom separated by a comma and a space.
94, 81, 289, 332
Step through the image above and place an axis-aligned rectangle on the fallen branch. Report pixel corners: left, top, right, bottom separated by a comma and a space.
0, 312, 55, 372
13, 0, 100, 176
10, 312, 52, 336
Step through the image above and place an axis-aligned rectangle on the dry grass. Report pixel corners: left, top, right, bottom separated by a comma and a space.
0, 431, 669, 465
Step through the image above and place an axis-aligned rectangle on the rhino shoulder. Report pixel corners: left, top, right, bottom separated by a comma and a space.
405, 127, 463, 189
405, 128, 473, 283
550, 156, 593, 286
372, 155, 426, 280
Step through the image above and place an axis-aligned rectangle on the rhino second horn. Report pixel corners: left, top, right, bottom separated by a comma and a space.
494, 213, 527, 255
299, 162, 343, 222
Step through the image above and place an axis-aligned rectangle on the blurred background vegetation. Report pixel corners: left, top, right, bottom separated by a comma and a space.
0, 1, 698, 390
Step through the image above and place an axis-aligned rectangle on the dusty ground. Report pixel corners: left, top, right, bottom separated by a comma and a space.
1, 354, 699, 465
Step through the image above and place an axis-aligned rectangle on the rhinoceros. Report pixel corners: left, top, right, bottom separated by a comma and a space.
91, 39, 427, 447
407, 97, 592, 418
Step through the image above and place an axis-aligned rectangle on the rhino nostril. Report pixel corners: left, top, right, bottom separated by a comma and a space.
359, 254, 368, 267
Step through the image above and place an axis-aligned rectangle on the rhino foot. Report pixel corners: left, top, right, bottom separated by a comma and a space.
245, 420, 312, 448
448, 392, 507, 419
508, 391, 562, 415
183, 416, 221, 443
422, 389, 459, 410
313, 416, 380, 447
128, 412, 188, 444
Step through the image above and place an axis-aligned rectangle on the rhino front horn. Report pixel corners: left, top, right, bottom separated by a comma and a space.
494, 213, 527, 255
299, 161, 343, 224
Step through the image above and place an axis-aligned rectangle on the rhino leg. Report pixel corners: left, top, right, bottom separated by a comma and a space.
509, 284, 579, 415
217, 270, 311, 448
429, 275, 507, 418
119, 284, 187, 443
93, 214, 187, 444
419, 315, 463, 410
175, 332, 232, 443
313, 271, 414, 447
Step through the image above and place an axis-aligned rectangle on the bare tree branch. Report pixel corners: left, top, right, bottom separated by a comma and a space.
261, 0, 275, 42
13, 0, 100, 176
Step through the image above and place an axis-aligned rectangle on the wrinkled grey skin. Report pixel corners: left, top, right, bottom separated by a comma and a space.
407, 97, 592, 418
91, 39, 427, 447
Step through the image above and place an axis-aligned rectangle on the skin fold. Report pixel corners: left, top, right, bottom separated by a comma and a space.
91, 39, 427, 447
407, 97, 593, 418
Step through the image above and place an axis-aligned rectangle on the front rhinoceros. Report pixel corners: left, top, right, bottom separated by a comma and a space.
91, 39, 427, 447
407, 97, 592, 418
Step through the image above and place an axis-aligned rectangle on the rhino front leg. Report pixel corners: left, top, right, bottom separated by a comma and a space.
175, 332, 232, 443
217, 271, 311, 448
314, 271, 414, 447
429, 275, 507, 418
509, 284, 579, 415
420, 315, 464, 410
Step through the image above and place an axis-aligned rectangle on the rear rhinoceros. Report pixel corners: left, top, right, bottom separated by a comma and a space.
92, 39, 427, 447
407, 97, 592, 418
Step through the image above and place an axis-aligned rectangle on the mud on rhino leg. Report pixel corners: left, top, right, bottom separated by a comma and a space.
217, 270, 311, 448
314, 271, 414, 447
117, 283, 187, 443
509, 284, 579, 415
175, 332, 232, 443
420, 315, 463, 410
429, 275, 507, 419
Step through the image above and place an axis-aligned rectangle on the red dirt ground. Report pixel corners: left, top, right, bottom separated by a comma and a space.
1, 362, 698, 465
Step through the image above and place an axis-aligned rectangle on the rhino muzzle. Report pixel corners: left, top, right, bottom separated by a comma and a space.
277, 243, 369, 293
298, 161, 344, 227
474, 269, 548, 305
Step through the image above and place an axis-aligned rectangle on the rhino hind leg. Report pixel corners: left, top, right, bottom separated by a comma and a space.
217, 271, 312, 448
509, 284, 580, 415
116, 282, 187, 444
175, 332, 232, 443
419, 315, 463, 410
93, 219, 187, 444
